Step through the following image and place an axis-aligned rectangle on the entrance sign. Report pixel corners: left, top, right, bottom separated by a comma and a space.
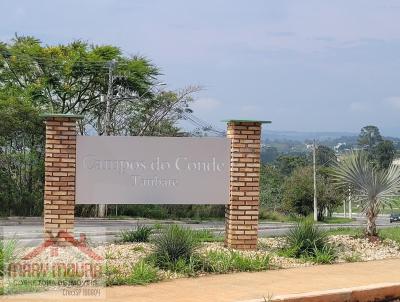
42, 114, 268, 251
76, 136, 230, 204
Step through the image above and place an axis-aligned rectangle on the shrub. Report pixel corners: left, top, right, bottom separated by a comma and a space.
105, 261, 159, 286
162, 256, 202, 276
104, 265, 124, 286
284, 219, 333, 259
0, 239, 17, 277
202, 250, 270, 273
152, 225, 199, 267
127, 260, 159, 285
312, 245, 336, 264
118, 224, 153, 243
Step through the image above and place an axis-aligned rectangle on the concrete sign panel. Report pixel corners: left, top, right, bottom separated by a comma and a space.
76, 136, 230, 204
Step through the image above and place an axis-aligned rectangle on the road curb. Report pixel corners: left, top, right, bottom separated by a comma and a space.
243, 283, 400, 302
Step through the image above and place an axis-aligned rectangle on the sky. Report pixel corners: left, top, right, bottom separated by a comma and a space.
1, 0, 400, 136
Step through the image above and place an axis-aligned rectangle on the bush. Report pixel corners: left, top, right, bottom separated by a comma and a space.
0, 239, 17, 277
105, 261, 159, 286
152, 225, 199, 267
284, 219, 334, 260
161, 256, 202, 276
312, 245, 336, 264
118, 224, 153, 243
202, 250, 270, 273
127, 260, 159, 285
282, 166, 343, 219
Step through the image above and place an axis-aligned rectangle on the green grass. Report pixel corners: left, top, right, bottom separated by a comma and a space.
379, 227, 400, 244
259, 210, 353, 225
201, 250, 270, 273
118, 224, 153, 243
0, 239, 17, 277
157, 250, 271, 275
321, 217, 354, 224
105, 261, 159, 286
281, 219, 336, 262
312, 245, 336, 264
192, 229, 223, 242
126, 260, 159, 285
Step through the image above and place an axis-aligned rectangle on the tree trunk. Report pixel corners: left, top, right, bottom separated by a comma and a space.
98, 204, 107, 218
366, 209, 378, 237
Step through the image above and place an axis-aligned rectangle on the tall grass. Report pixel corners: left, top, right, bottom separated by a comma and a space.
202, 250, 270, 273
152, 225, 199, 267
0, 239, 17, 276
118, 224, 153, 243
379, 227, 400, 244
283, 219, 336, 262
126, 260, 159, 285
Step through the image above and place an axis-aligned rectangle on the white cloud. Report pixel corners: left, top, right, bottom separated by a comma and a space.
191, 98, 221, 112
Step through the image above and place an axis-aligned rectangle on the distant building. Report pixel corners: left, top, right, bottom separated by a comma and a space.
334, 142, 346, 152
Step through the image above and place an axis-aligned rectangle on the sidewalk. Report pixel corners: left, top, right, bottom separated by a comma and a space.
5, 258, 400, 302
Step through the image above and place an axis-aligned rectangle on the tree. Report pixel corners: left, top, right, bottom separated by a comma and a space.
0, 95, 44, 216
315, 145, 336, 166
124, 87, 198, 136
0, 35, 159, 134
261, 146, 279, 163
282, 166, 342, 220
276, 155, 308, 176
260, 165, 284, 211
371, 140, 395, 170
358, 125, 383, 150
0, 35, 198, 218
332, 151, 400, 236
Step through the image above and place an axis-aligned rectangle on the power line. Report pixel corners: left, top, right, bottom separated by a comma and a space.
182, 112, 226, 136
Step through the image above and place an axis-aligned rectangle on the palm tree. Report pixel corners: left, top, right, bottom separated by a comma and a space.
332, 151, 400, 236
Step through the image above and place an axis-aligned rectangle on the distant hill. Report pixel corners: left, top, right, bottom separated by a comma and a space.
263, 130, 357, 142
262, 130, 400, 154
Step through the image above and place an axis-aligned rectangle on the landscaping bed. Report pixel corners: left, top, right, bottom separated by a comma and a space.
1, 224, 400, 295
96, 232, 400, 280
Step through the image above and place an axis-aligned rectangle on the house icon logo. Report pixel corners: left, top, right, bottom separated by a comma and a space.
4, 230, 105, 299
21, 230, 103, 261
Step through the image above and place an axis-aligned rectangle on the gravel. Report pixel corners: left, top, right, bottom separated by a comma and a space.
328, 235, 400, 263
2, 234, 399, 286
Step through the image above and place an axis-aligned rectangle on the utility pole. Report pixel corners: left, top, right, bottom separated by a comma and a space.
105, 59, 115, 136
98, 60, 116, 218
313, 139, 318, 222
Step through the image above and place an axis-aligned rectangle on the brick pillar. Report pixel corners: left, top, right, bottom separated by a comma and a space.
43, 114, 82, 240
225, 120, 270, 250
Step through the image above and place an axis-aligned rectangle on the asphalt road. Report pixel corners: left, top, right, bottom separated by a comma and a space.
0, 215, 397, 246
